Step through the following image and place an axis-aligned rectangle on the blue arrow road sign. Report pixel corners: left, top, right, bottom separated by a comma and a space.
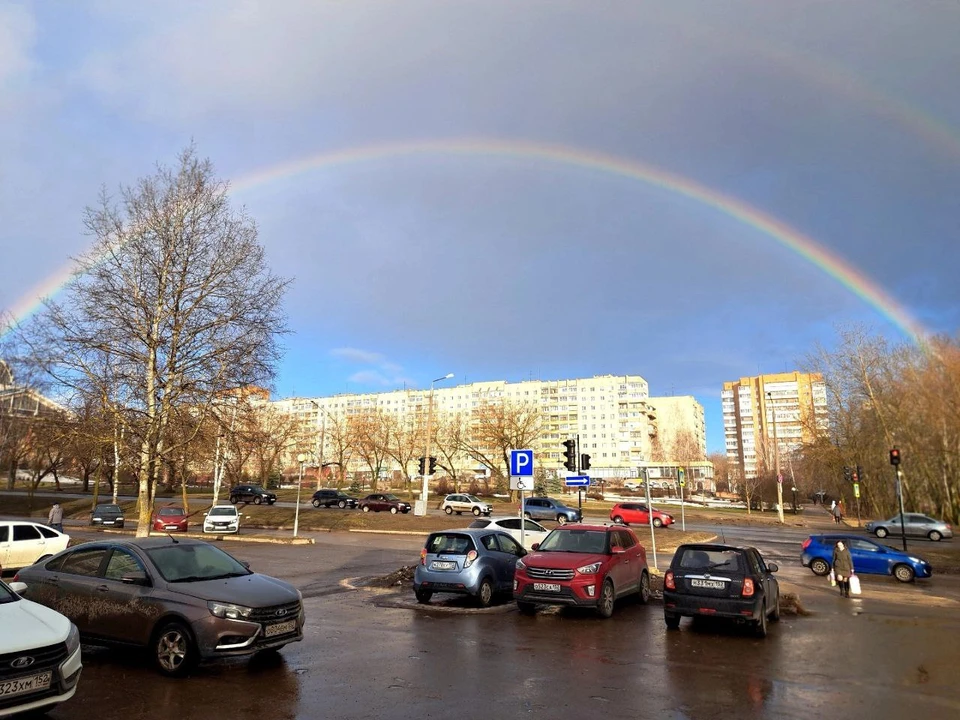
564, 475, 590, 487
510, 449, 534, 477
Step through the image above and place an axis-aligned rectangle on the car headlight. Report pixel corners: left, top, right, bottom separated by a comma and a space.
577, 562, 601, 575
207, 601, 254, 620
516, 559, 526, 570
909, 557, 922, 563
65, 623, 80, 656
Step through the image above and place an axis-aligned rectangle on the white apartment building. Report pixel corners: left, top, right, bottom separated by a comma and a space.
645, 396, 707, 458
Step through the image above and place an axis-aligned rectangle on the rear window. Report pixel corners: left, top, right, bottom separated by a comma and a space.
676, 548, 743, 573
468, 520, 491, 528
426, 533, 476, 555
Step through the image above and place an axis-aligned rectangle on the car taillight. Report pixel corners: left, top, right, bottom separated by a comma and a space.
419, 548, 427, 566
464, 550, 478, 568
742, 578, 755, 597
664, 571, 675, 590
801, 538, 811, 550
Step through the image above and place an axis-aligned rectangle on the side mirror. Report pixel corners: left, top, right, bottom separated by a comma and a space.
611, 546, 625, 555
517, 548, 527, 557
241, 561, 251, 569
203, 513, 208, 516
120, 575, 147, 586
9, 581, 27, 594
767, 563, 779, 573
531, 543, 540, 551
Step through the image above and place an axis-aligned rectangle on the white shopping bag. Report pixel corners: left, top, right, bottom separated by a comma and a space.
849, 574, 861, 596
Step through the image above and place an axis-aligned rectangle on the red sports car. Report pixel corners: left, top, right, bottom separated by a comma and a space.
152, 506, 189, 533
609, 502, 674, 528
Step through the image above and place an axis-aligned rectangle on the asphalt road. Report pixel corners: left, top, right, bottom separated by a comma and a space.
23, 522, 960, 720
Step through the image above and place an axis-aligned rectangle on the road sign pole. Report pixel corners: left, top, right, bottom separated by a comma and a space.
576, 434, 582, 520
520, 485, 525, 549
896, 469, 907, 552
643, 466, 657, 570
678, 467, 686, 532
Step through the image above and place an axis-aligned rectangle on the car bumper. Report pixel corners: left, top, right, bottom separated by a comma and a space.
90, 519, 123, 526
414, 566, 483, 595
913, 562, 934, 578
0, 645, 82, 719
663, 591, 764, 621
154, 524, 188, 532
513, 575, 602, 608
203, 525, 239, 534
192, 607, 305, 659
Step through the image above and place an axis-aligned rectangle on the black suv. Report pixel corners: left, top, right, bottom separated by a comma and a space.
91, 503, 125, 528
311, 489, 359, 509
228, 484, 277, 505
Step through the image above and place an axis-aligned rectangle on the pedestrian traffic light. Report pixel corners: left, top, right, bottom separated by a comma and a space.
429, 456, 438, 475
580, 454, 591, 471
843, 466, 852, 482
889, 448, 901, 466
851, 467, 859, 482
562, 439, 577, 472
856, 465, 863, 481
418, 456, 426, 475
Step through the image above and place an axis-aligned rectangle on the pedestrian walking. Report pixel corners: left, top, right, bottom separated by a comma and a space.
832, 540, 854, 597
832, 502, 843, 525
47, 502, 64, 533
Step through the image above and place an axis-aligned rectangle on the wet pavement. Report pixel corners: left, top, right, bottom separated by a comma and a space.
29, 524, 960, 720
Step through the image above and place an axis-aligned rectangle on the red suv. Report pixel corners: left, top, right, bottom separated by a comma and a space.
610, 502, 674, 528
513, 524, 650, 618
151, 506, 189, 532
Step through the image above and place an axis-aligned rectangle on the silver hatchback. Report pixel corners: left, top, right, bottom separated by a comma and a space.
865, 513, 953, 541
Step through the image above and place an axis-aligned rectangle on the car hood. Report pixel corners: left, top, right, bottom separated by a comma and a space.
524, 551, 607, 569
166, 573, 298, 605
0, 598, 71, 654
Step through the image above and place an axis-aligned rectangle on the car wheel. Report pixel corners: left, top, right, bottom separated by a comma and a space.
810, 558, 831, 576
754, 603, 768, 638
929, 530, 943, 542
444, 506, 453, 515
312, 499, 321, 508
894, 563, 916, 583
653, 517, 663, 528
390, 506, 398, 514
338, 500, 347, 509
665, 612, 681, 630
153, 621, 196, 677
472, 507, 482, 516
477, 578, 494, 608
557, 514, 568, 525
638, 570, 650, 604
415, 588, 433, 604
362, 505, 370, 513
596, 579, 615, 618
613, 515, 624, 524
875, 527, 888, 538
229, 496, 238, 505
517, 601, 536, 615
253, 496, 263, 505
771, 592, 781, 622
524, 512, 532, 521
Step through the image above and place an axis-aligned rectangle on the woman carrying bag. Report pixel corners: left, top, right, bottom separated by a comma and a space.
832, 541, 855, 597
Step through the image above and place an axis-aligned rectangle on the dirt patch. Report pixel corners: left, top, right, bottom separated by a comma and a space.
779, 591, 810, 616
366, 565, 416, 588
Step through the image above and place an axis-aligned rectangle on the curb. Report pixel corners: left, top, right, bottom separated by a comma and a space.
348, 529, 426, 537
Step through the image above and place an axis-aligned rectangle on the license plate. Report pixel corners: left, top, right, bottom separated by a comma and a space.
533, 582, 561, 592
0, 672, 52, 698
691, 579, 726, 589
264, 620, 297, 638
430, 561, 457, 570
165, 525, 179, 530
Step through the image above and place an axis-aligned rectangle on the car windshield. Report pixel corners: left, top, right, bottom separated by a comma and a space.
250, 486, 267, 492
158, 508, 182, 516
0, 582, 19, 605
97, 505, 121, 513
426, 533, 475, 555
384, 494, 401, 501
677, 548, 743, 572
147, 543, 251, 582
209, 507, 237, 517
465, 495, 483, 503
537, 529, 608, 554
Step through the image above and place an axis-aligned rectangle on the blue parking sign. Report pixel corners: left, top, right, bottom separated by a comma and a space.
510, 449, 534, 477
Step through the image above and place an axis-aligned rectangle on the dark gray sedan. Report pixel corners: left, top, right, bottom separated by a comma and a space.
15, 537, 303, 677
865, 513, 953, 541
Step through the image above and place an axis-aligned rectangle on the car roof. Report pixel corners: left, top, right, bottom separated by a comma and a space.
552, 523, 616, 533
675, 542, 757, 553
84, 536, 211, 550
430, 528, 509, 538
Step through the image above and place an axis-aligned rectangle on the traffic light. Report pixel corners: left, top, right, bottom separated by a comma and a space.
843, 466, 852, 482
429, 456, 438, 475
418, 456, 426, 475
857, 465, 863, 481
580, 454, 591, 471
851, 466, 859, 483
889, 448, 901, 466
562, 439, 577, 472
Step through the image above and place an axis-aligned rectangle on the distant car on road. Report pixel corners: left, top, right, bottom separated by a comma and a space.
801, 534, 932, 583
663, 543, 780, 637
609, 502, 674, 528
440, 494, 493, 517
468, 516, 551, 550
14, 538, 304, 677
151, 506, 188, 533
359, 493, 411, 514
0, 521, 71, 573
414, 529, 527, 607
865, 514, 953, 542
228, 484, 277, 505
90, 503, 124, 528
311, 489, 359, 509
203, 505, 241, 534
521, 497, 581, 524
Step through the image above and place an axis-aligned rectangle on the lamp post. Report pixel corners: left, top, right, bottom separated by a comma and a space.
766, 391, 784, 523
416, 373, 454, 516
308, 399, 325, 491
294, 453, 306, 538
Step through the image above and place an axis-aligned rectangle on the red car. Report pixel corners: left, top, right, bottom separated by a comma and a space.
609, 502, 674, 528
513, 523, 650, 618
151, 506, 189, 532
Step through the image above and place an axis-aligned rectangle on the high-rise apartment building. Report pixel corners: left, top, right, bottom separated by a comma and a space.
645, 396, 707, 459
722, 372, 828, 480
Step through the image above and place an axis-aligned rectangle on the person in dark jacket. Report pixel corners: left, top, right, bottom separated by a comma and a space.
832, 540, 854, 597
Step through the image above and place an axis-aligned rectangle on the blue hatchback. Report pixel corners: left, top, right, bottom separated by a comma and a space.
801, 534, 933, 583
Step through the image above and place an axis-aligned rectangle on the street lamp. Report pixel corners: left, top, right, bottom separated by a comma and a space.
416, 373, 454, 516
294, 453, 306, 538
766, 391, 784, 523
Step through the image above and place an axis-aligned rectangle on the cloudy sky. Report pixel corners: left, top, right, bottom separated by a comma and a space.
2, 1, 958, 451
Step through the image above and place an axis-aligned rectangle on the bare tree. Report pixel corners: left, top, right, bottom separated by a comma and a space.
383, 412, 422, 489
434, 412, 472, 491
348, 409, 391, 492
459, 399, 541, 496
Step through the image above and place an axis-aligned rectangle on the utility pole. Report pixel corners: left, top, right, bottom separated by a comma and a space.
417, 374, 453, 516
643, 466, 658, 570
890, 448, 906, 551
767, 391, 784, 523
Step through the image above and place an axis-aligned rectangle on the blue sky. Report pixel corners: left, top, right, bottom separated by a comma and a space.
1, 1, 958, 452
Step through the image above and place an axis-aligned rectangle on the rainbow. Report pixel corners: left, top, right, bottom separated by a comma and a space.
3, 137, 926, 343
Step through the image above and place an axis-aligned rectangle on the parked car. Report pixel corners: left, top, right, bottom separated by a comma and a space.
0, 578, 82, 717
311, 489, 359, 509
14, 538, 303, 677
440, 494, 493, 517
865, 514, 953, 542
90, 504, 124, 528
359, 493, 411, 514
609, 502, 674, 528
513, 523, 650, 618
203, 505, 241, 534
151, 506, 188, 533
663, 543, 780, 637
413, 529, 527, 607
469, 516, 551, 550
228, 484, 277, 505
0, 522, 71, 573
801, 534, 932, 583
521, 497, 582, 524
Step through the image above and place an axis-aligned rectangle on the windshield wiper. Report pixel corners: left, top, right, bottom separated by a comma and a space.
169, 575, 215, 583
208, 571, 250, 580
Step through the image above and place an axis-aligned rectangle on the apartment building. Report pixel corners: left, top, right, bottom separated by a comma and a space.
645, 396, 707, 459
722, 371, 829, 480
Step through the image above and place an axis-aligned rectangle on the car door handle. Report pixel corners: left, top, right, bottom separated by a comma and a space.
96, 584, 109, 593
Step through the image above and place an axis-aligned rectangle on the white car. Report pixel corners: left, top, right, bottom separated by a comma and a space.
0, 522, 71, 572
468, 516, 551, 550
440, 494, 493, 517
202, 505, 241, 534
0, 579, 82, 717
